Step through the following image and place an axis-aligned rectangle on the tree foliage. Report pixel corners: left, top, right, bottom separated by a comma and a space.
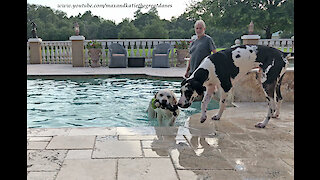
185, 0, 294, 39
27, 1, 293, 47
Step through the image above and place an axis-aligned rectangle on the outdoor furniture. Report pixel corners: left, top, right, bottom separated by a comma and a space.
128, 57, 145, 67
152, 43, 172, 68
108, 43, 127, 68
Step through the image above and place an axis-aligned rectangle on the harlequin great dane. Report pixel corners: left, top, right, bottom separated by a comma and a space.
178, 45, 291, 128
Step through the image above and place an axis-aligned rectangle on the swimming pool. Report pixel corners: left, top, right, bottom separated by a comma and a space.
27, 77, 219, 128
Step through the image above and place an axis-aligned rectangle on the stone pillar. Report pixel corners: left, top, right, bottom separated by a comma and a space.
28, 38, 42, 64
241, 35, 261, 45
69, 36, 85, 67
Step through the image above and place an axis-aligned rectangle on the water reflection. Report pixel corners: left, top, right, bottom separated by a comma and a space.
149, 114, 247, 179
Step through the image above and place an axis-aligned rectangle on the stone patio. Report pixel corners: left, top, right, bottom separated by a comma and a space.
27, 102, 294, 180
27, 64, 294, 179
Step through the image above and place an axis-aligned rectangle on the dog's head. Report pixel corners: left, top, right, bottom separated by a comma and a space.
155, 89, 178, 109
178, 78, 206, 108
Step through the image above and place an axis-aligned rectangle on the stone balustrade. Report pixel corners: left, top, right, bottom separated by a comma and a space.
27, 37, 294, 66
83, 39, 190, 67
258, 38, 294, 52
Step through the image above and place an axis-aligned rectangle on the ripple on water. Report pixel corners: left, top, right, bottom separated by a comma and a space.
27, 77, 219, 128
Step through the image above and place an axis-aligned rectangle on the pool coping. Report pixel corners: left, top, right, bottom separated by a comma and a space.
27, 64, 294, 78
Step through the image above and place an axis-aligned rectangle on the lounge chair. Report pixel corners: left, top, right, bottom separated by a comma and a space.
108, 43, 127, 68
152, 43, 172, 68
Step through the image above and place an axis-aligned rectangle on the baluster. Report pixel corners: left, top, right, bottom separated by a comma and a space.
58, 42, 62, 63
272, 40, 277, 47
147, 41, 152, 58
130, 41, 134, 57
46, 43, 50, 63
123, 41, 129, 57
275, 40, 280, 50
60, 42, 65, 64
68, 42, 72, 64
63, 42, 68, 64
141, 41, 146, 57
50, 43, 55, 63
280, 40, 285, 52
63, 42, 69, 64
287, 40, 292, 53
65, 42, 69, 64
136, 41, 141, 57
291, 41, 294, 53
41, 44, 46, 64
58, 43, 63, 63
54, 43, 59, 63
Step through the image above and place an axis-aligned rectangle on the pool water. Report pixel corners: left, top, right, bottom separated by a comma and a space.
27, 77, 219, 128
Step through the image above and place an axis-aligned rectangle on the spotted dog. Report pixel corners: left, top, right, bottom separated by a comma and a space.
147, 89, 180, 126
178, 45, 290, 128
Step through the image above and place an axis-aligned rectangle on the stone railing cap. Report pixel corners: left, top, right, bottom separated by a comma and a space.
69, 36, 85, 41
241, 35, 261, 40
28, 38, 42, 42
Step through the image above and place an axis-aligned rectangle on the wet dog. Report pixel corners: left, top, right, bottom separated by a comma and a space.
178, 45, 291, 128
147, 89, 180, 126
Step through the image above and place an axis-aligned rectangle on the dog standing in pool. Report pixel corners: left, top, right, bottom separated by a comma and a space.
147, 89, 180, 126
178, 45, 291, 128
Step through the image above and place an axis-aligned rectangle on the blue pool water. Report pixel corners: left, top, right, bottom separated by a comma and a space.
27, 77, 219, 128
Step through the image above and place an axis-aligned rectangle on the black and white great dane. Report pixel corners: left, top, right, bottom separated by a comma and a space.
178, 45, 291, 128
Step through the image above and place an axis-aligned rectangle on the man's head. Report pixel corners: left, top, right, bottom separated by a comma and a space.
194, 20, 206, 37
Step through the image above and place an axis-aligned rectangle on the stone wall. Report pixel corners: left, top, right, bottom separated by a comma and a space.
233, 69, 294, 102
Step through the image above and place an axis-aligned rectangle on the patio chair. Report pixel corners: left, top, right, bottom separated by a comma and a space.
108, 43, 127, 68
152, 43, 172, 68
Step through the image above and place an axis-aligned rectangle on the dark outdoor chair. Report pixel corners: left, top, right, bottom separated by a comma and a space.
108, 43, 127, 68
152, 43, 172, 68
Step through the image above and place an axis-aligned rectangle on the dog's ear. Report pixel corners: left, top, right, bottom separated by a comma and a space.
171, 91, 178, 105
198, 86, 206, 95
190, 80, 206, 96
195, 85, 206, 96
181, 79, 187, 86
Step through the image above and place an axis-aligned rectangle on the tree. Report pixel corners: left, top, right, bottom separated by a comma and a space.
143, 19, 169, 39
97, 20, 118, 39
133, 8, 160, 30
118, 19, 142, 39
186, 0, 294, 38
168, 14, 195, 38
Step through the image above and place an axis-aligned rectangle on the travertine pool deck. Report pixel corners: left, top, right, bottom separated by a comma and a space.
27, 64, 294, 180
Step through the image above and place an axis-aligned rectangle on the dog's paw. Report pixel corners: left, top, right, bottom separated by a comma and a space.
200, 116, 207, 123
255, 122, 266, 128
211, 115, 220, 121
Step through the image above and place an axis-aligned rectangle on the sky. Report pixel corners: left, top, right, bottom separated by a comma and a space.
27, 0, 195, 24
